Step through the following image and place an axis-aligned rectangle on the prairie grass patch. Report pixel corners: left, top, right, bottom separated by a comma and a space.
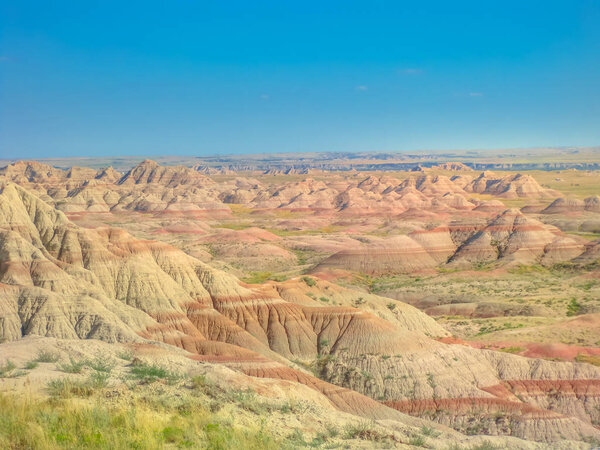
0, 392, 281, 449
575, 354, 600, 366
499, 346, 524, 354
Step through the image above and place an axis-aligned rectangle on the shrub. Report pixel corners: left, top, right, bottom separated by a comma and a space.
34, 350, 60, 363
24, 360, 39, 370
88, 354, 115, 373
129, 362, 180, 384
0, 360, 16, 377
342, 421, 389, 442
566, 298, 582, 316
89, 371, 110, 389
409, 433, 426, 447
301, 276, 316, 287
58, 357, 87, 374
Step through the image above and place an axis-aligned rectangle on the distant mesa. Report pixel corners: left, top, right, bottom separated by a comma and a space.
432, 162, 474, 171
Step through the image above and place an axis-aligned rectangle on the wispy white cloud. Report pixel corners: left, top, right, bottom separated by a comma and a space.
355, 85, 368, 91
468, 92, 483, 97
260, 94, 270, 100
398, 68, 423, 75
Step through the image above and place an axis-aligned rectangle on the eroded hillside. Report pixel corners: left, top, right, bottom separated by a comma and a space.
1, 160, 600, 448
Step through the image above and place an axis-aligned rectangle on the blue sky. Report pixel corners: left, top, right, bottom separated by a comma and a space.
1, 1, 599, 158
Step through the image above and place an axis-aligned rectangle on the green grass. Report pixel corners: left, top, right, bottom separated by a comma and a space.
0, 392, 281, 449
46, 375, 105, 398
128, 362, 180, 384
575, 354, 600, 367
215, 223, 253, 231
499, 346, 524, 354
507, 264, 547, 275
241, 271, 287, 284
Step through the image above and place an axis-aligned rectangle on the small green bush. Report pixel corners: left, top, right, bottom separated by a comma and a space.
58, 357, 87, 374
88, 354, 115, 373
24, 360, 39, 370
34, 350, 60, 363
301, 276, 316, 287
0, 360, 16, 377
566, 298, 582, 316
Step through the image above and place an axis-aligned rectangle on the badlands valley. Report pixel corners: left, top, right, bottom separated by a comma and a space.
2, 149, 600, 448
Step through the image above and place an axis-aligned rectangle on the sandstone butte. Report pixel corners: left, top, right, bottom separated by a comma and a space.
1, 160, 600, 448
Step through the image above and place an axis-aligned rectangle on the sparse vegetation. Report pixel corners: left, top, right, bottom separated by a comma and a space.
117, 350, 134, 361
47, 375, 103, 398
342, 421, 390, 442
352, 297, 366, 307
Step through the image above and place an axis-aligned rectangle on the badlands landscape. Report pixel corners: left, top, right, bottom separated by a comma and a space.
1, 149, 600, 448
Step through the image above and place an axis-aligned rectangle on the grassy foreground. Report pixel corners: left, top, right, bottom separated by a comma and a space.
0, 392, 280, 449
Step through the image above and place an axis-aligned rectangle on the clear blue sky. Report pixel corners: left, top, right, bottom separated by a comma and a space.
1, 1, 599, 158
